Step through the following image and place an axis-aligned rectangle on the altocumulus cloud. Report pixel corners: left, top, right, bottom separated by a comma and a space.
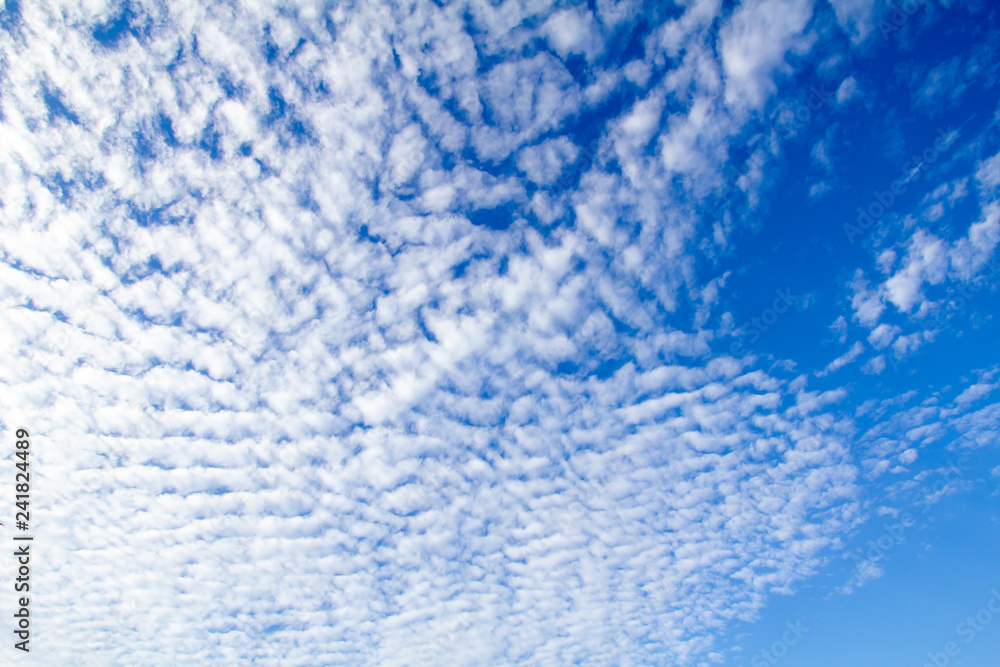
0, 0, 998, 666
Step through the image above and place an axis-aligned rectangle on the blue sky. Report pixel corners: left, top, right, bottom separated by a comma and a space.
0, 0, 999, 665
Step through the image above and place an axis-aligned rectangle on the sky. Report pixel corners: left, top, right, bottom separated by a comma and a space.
0, 0, 999, 665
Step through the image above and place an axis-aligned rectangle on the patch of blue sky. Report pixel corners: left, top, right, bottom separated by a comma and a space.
709, 3, 1000, 656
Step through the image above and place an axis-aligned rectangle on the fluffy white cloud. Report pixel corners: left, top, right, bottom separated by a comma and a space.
719, 0, 815, 109
543, 7, 604, 61
867, 323, 900, 350
516, 137, 580, 186
849, 270, 885, 328
883, 230, 949, 312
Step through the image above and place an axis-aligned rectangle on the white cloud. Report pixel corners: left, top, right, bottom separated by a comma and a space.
816, 341, 865, 377
891, 331, 926, 358
809, 180, 831, 198
862, 354, 886, 375
836, 75, 858, 103
954, 382, 995, 405
849, 270, 885, 328
543, 7, 604, 61
867, 323, 901, 350
516, 136, 580, 186
473, 52, 583, 161
812, 137, 831, 168
827, 0, 878, 43
883, 230, 949, 313
856, 174, 1000, 330
976, 151, 1000, 192
386, 123, 429, 186
830, 315, 848, 344
719, 0, 814, 109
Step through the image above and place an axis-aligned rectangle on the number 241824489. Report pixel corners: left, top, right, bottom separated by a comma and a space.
13, 428, 31, 529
